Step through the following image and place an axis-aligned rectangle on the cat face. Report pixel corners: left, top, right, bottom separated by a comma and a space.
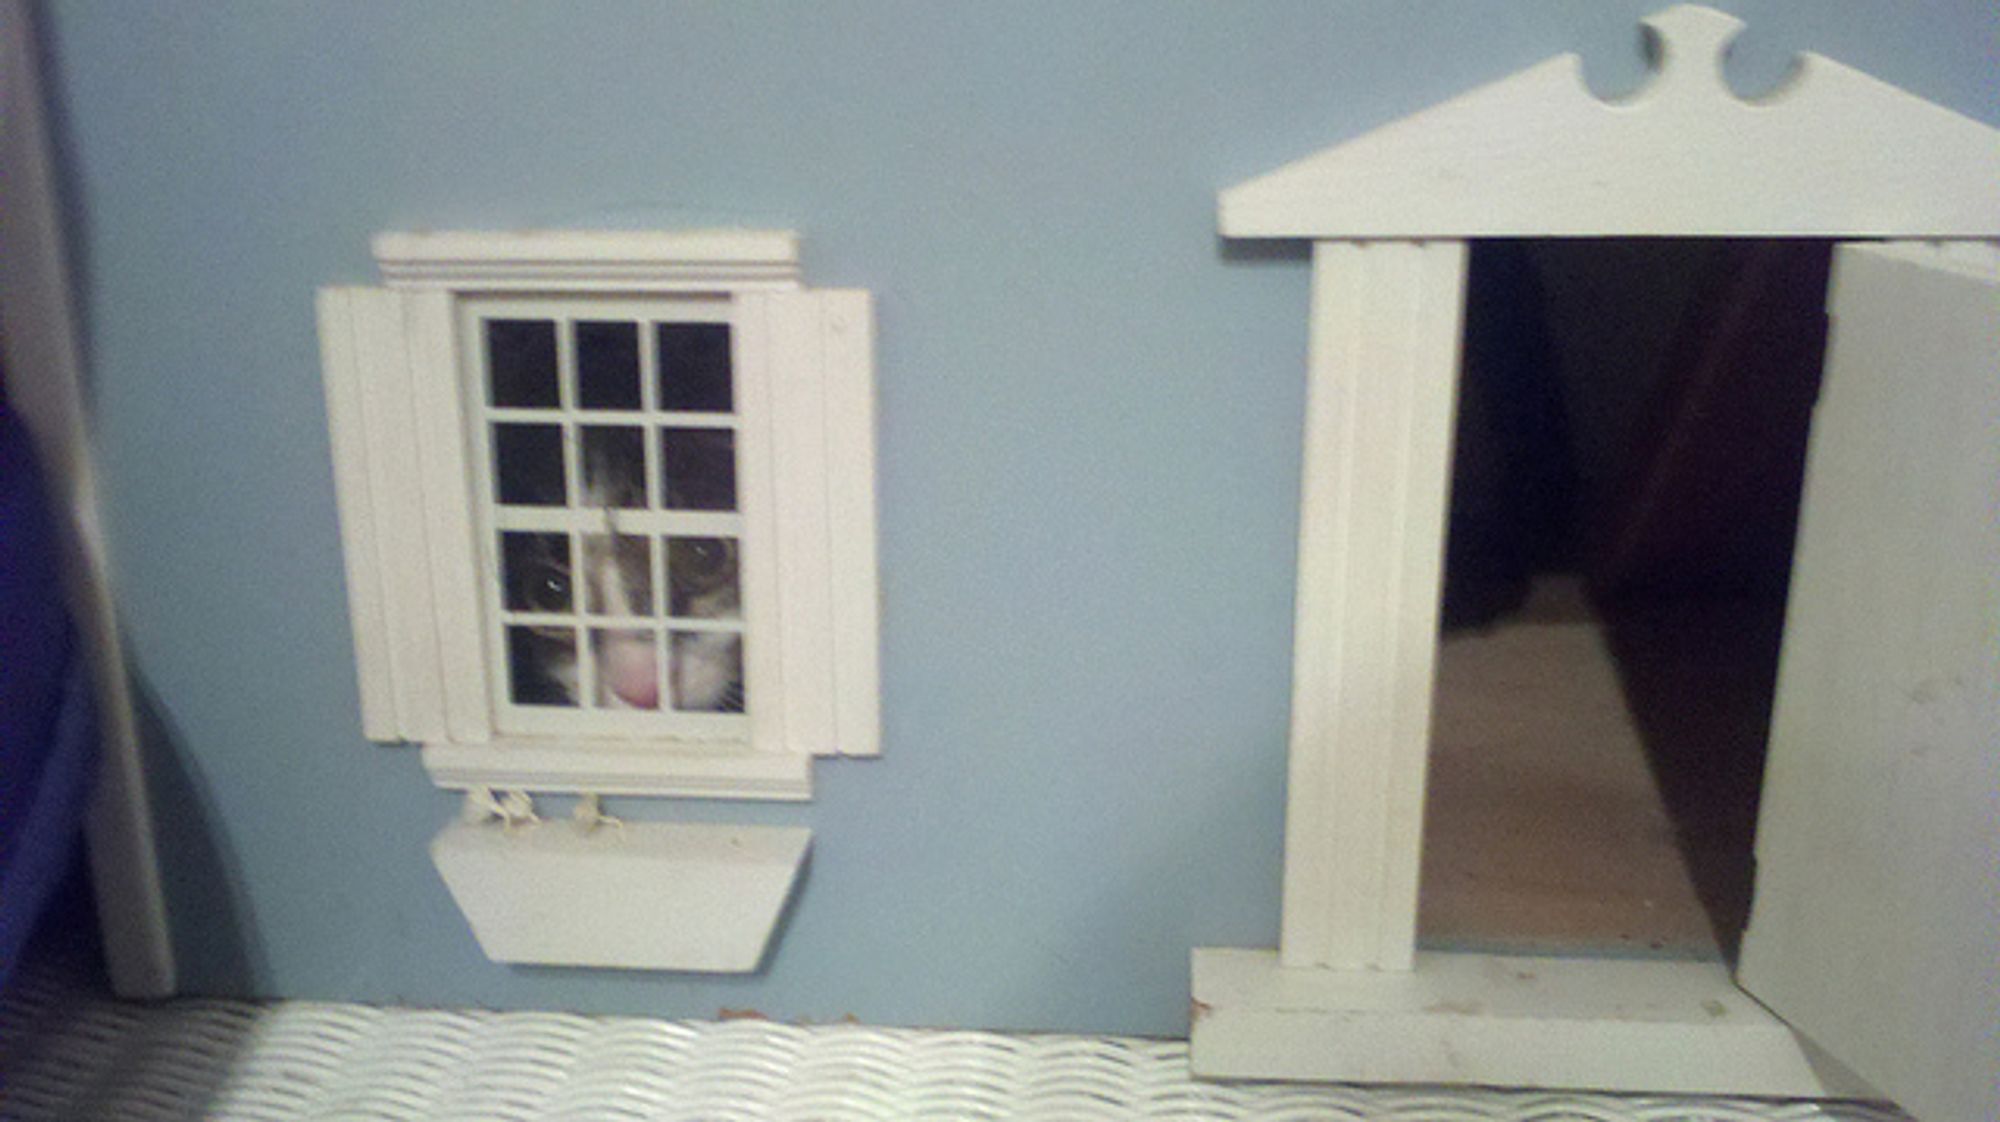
506, 530, 743, 713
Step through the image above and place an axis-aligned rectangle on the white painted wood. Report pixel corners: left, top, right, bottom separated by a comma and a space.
431, 817, 810, 972
1190, 948, 1873, 1097
316, 290, 398, 740
767, 292, 840, 757
0, 0, 175, 997
1735, 241, 2000, 1122
1281, 240, 1465, 972
821, 292, 882, 758
747, 289, 883, 759
405, 291, 492, 744
1221, 5, 2000, 238
421, 738, 811, 801
732, 292, 791, 761
347, 289, 448, 742
374, 229, 801, 291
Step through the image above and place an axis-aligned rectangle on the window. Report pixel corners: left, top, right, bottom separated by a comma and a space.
317, 231, 878, 801
473, 298, 749, 738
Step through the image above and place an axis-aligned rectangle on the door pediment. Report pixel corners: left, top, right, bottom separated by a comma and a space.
1222, 5, 2000, 239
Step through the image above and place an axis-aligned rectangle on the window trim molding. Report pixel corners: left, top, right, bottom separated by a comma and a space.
421, 739, 811, 802
373, 229, 803, 292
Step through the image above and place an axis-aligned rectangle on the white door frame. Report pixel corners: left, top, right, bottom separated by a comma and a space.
1193, 3, 2000, 1101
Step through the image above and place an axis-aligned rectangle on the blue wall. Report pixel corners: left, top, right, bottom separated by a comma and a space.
41, 0, 1998, 1034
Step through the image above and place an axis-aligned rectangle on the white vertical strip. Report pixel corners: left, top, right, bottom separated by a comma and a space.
731, 294, 788, 757
1281, 241, 1363, 968
351, 290, 447, 742
1377, 242, 1467, 963
405, 290, 491, 743
821, 292, 882, 757
767, 292, 839, 756
1281, 240, 1467, 971
0, 0, 174, 996
316, 290, 397, 740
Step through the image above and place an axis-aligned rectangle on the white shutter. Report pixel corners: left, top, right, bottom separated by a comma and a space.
1737, 241, 2000, 1122
316, 287, 490, 745
742, 289, 881, 757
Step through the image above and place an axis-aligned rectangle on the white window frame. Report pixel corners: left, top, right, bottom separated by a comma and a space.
317, 230, 879, 802
463, 293, 760, 745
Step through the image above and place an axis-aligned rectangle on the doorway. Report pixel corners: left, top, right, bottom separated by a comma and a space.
1417, 238, 1834, 963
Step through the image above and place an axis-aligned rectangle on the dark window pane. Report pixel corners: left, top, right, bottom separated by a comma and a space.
492, 423, 567, 506
508, 625, 577, 707
583, 533, 653, 616
660, 427, 736, 511
672, 631, 742, 712
657, 323, 733, 412
592, 628, 660, 710
486, 319, 560, 408
576, 320, 641, 410
500, 532, 572, 613
667, 536, 739, 619
580, 425, 646, 508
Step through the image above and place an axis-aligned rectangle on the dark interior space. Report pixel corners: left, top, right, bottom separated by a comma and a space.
1419, 237, 1834, 963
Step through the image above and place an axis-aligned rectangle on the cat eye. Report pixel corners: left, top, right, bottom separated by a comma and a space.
667, 536, 739, 619
500, 532, 573, 613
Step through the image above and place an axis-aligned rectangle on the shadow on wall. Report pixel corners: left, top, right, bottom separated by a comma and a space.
130, 675, 267, 995
1215, 236, 1311, 267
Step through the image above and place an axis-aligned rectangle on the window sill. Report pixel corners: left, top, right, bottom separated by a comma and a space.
420, 737, 811, 801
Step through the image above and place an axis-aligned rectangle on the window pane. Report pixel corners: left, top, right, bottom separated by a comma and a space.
667, 536, 739, 619
575, 320, 641, 410
672, 631, 743, 712
581, 425, 646, 508
500, 531, 572, 613
508, 625, 577, 707
486, 319, 560, 408
492, 423, 567, 506
583, 533, 653, 616
657, 323, 733, 412
593, 628, 660, 710
660, 427, 736, 511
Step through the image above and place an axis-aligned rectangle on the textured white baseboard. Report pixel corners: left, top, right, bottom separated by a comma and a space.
0, 963, 1909, 1122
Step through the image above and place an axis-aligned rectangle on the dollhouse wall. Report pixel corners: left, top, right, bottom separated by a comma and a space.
36, 0, 1998, 1035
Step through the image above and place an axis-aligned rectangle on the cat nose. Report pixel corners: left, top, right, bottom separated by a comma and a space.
600, 637, 660, 709
611, 671, 659, 710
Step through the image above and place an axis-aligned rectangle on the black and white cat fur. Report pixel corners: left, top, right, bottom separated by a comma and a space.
517, 472, 743, 713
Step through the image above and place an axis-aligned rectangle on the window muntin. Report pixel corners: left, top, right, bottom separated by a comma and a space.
463, 295, 750, 742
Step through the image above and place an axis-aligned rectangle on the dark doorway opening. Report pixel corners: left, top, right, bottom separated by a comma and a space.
1418, 237, 1834, 964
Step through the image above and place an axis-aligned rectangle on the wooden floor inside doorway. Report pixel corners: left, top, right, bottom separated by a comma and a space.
1418, 579, 1768, 961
